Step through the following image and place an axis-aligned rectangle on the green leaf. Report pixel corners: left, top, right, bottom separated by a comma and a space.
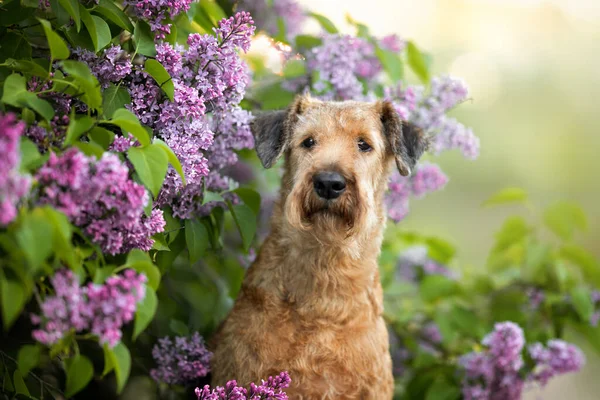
425, 237, 456, 264
169, 319, 189, 336
1, 73, 55, 121
346, 14, 370, 38
425, 377, 461, 400
19, 137, 41, 172
483, 187, 528, 207
73, 141, 105, 158
102, 344, 115, 376
185, 219, 209, 263
1, 278, 26, 329
492, 216, 529, 253
571, 287, 594, 321
16, 208, 54, 271
407, 41, 430, 84
38, 19, 70, 60
134, 21, 157, 57
0, 0, 35, 26
95, 0, 134, 32
127, 261, 161, 291
1, 58, 49, 78
151, 233, 170, 251
17, 344, 41, 376
103, 84, 132, 119
232, 187, 261, 215
153, 138, 186, 185
60, 60, 103, 111
0, 33, 32, 62
202, 191, 225, 206
80, 5, 112, 52
282, 59, 306, 78
109, 108, 151, 146
127, 144, 168, 197
295, 34, 323, 50
106, 342, 131, 394
13, 370, 30, 396
420, 275, 458, 302
375, 45, 404, 82
543, 201, 588, 241
200, 0, 227, 24
308, 12, 338, 33
88, 126, 115, 149
65, 355, 94, 398
132, 286, 157, 340
144, 59, 174, 101
228, 203, 257, 251
58, 0, 81, 31
64, 115, 95, 146
559, 245, 600, 287
253, 81, 295, 110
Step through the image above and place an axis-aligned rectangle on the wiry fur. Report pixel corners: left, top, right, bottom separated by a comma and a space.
211, 95, 427, 399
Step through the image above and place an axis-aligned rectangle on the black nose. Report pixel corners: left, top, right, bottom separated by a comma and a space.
313, 171, 346, 200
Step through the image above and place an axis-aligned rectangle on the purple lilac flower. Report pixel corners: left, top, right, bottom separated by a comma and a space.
379, 34, 406, 53
194, 371, 291, 400
72, 46, 132, 88
36, 149, 165, 254
528, 340, 585, 386
32, 269, 146, 347
305, 34, 380, 100
0, 113, 31, 226
150, 332, 213, 385
237, 0, 306, 40
590, 290, 600, 326
385, 163, 448, 223
127, 13, 255, 219
395, 245, 454, 282
124, 0, 194, 39
460, 322, 585, 400
526, 288, 545, 311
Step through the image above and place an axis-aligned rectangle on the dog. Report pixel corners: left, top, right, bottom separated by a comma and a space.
211, 94, 428, 399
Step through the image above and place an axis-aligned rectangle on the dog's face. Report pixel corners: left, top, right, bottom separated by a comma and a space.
251, 95, 427, 238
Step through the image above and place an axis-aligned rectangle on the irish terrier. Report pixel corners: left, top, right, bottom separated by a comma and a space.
211, 94, 428, 399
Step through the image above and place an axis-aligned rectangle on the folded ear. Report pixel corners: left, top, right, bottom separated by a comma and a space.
378, 101, 429, 176
251, 94, 313, 169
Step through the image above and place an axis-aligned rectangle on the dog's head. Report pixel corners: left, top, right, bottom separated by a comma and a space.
252, 94, 427, 238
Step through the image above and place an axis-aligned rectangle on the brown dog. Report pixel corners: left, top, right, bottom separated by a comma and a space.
211, 94, 427, 399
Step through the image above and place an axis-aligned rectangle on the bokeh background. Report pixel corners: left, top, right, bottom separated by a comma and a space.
295, 0, 600, 398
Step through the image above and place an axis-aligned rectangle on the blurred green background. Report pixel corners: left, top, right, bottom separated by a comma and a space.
296, 0, 600, 398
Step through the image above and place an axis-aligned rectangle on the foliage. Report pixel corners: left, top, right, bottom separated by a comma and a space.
0, 1, 597, 400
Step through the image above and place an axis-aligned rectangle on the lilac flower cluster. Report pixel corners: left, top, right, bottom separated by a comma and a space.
150, 332, 213, 385
237, 0, 306, 40
123, 0, 194, 39
72, 45, 132, 88
125, 12, 256, 218
36, 149, 165, 254
0, 113, 31, 226
31, 269, 147, 347
385, 163, 448, 222
195, 371, 291, 400
395, 245, 455, 282
460, 322, 584, 400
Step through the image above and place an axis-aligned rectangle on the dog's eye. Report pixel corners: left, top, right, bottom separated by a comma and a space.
302, 137, 316, 149
357, 139, 372, 152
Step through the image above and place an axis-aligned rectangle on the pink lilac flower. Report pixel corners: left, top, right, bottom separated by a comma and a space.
32, 269, 146, 347
237, 0, 306, 40
150, 332, 213, 385
194, 371, 291, 400
123, 0, 194, 39
36, 149, 165, 254
0, 112, 31, 226
379, 34, 406, 53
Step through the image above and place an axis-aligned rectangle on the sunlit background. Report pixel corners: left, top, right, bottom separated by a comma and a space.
291, 0, 600, 398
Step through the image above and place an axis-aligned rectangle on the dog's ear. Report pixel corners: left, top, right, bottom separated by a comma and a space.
378, 101, 429, 176
251, 94, 313, 169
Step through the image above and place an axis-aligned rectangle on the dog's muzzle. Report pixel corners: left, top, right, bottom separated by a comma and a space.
312, 171, 346, 200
